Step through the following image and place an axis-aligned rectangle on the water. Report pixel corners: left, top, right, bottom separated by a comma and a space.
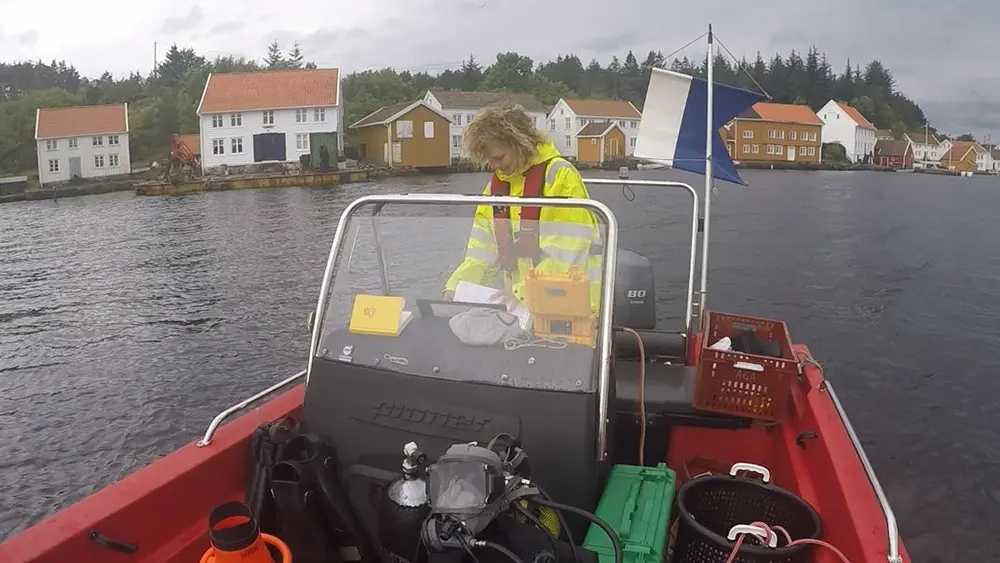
2, 170, 999, 561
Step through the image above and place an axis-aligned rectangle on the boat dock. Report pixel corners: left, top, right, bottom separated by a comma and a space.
134, 169, 371, 197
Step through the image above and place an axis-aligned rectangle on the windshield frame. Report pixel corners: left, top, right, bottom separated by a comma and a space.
306, 192, 620, 462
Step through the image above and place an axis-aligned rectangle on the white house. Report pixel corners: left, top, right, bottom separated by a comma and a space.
34, 103, 131, 185
903, 130, 945, 166
422, 90, 548, 160
991, 148, 1000, 172
547, 99, 642, 159
818, 100, 876, 163
196, 68, 342, 173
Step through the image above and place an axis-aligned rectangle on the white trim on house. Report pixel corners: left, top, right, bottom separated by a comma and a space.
349, 100, 451, 129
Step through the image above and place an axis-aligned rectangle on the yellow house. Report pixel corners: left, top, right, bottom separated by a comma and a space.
575, 122, 626, 164
350, 100, 451, 168
939, 140, 979, 171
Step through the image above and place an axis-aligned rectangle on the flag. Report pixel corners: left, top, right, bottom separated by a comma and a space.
635, 67, 768, 185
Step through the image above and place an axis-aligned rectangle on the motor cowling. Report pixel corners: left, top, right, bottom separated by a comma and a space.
614, 249, 656, 330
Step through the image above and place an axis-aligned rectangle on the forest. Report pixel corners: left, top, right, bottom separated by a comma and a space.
0, 40, 935, 176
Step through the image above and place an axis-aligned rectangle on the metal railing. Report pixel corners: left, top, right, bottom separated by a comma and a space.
825, 381, 903, 563
196, 370, 306, 447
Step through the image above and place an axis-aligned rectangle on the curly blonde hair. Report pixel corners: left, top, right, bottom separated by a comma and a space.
463, 101, 548, 172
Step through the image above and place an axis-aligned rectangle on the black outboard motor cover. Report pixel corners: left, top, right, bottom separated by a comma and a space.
614, 249, 656, 330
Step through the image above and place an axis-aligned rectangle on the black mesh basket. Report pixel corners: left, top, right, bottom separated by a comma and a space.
672, 464, 821, 563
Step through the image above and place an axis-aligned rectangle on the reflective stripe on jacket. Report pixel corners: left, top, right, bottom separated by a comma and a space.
445, 141, 602, 310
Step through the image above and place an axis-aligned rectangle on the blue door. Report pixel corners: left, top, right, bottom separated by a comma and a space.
253, 133, 287, 162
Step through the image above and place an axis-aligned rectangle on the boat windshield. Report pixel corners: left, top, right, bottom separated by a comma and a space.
312, 196, 612, 393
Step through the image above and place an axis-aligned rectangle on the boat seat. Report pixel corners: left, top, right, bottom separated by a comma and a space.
614, 360, 751, 430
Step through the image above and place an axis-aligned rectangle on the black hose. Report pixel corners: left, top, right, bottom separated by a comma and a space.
532, 485, 580, 563
531, 498, 623, 563
513, 502, 559, 559
477, 540, 527, 563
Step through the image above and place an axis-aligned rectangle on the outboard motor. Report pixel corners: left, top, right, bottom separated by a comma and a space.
378, 442, 431, 563
614, 249, 656, 329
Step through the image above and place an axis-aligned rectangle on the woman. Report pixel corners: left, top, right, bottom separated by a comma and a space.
443, 102, 602, 310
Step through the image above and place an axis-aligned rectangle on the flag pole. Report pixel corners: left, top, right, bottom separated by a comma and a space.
698, 24, 714, 323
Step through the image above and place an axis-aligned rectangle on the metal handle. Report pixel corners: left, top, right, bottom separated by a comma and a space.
729, 462, 771, 483
727, 524, 777, 548
825, 381, 903, 563
197, 370, 306, 447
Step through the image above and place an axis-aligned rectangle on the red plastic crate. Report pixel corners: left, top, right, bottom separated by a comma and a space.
694, 311, 798, 422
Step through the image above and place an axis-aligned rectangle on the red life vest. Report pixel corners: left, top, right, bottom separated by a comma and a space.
489, 159, 553, 271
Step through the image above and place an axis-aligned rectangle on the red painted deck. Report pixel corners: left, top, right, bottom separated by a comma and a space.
0, 348, 910, 563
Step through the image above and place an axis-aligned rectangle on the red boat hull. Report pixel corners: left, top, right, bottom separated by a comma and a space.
0, 347, 910, 563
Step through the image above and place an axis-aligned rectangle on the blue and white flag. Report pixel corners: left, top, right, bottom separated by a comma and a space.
635, 68, 767, 185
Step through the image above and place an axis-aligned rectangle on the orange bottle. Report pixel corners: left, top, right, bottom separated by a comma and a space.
199, 501, 292, 563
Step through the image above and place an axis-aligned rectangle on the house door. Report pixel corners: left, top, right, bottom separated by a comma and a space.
786, 146, 796, 161
392, 142, 402, 165
383, 143, 389, 163
253, 133, 287, 162
68, 157, 82, 179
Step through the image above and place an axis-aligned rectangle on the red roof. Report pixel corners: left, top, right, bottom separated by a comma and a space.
198, 68, 339, 114
836, 102, 876, 130
35, 103, 128, 140
743, 102, 822, 125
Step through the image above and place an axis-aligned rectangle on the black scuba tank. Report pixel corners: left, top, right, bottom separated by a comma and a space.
377, 441, 430, 563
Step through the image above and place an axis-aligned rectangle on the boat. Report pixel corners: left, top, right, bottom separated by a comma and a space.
0, 26, 910, 563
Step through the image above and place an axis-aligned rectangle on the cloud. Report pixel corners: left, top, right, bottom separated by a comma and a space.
18, 30, 38, 47
161, 6, 204, 34
207, 21, 245, 35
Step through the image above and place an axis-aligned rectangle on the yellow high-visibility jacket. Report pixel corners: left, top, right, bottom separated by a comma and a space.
445, 141, 602, 310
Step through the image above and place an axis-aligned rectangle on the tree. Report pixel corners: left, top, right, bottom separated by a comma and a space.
287, 42, 304, 69
0, 42, 933, 176
265, 41, 284, 69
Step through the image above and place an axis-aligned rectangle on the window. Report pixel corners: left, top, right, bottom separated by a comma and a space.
565, 135, 572, 146
808, 147, 816, 156
742, 144, 750, 154
45, 140, 57, 151
108, 135, 120, 146
778, 130, 785, 140
742, 130, 753, 139
212, 114, 223, 128
92, 136, 103, 147
295, 108, 307, 123
549, 120, 556, 132
452, 135, 461, 148
618, 120, 626, 128
564, 117, 571, 130
231, 137, 244, 154
230, 113, 242, 126
452, 114, 462, 125
262, 111, 274, 125
48, 159, 59, 172
296, 133, 310, 151
799, 146, 808, 156
314, 108, 325, 122
94, 155, 105, 167
789, 131, 797, 140
751, 144, 760, 154
68, 138, 78, 149
423, 121, 435, 138
212, 138, 224, 155
108, 153, 120, 167
396, 120, 414, 139
559, 108, 564, 116
591, 138, 598, 145
630, 137, 636, 148
466, 114, 474, 124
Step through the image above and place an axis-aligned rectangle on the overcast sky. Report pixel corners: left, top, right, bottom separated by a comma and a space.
1, 0, 996, 137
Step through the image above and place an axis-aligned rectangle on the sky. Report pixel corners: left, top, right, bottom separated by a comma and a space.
0, 0, 997, 138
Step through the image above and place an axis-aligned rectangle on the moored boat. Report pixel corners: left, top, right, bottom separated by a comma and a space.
0, 26, 910, 563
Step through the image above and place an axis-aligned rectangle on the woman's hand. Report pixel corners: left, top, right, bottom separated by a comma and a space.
442, 290, 455, 301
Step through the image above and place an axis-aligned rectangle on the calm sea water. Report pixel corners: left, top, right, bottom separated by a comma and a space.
2, 169, 998, 562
